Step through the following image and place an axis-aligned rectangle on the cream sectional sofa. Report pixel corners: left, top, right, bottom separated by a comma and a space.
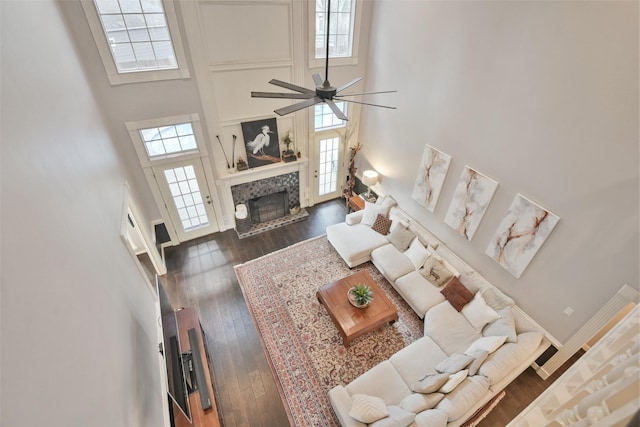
326, 199, 551, 426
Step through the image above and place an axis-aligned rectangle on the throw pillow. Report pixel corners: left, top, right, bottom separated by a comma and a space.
412, 372, 450, 394
483, 307, 518, 343
372, 214, 393, 235
420, 255, 455, 287
481, 287, 516, 311
461, 291, 501, 331
370, 405, 416, 427
399, 393, 444, 413
465, 335, 507, 354
439, 370, 468, 393
440, 278, 475, 311
361, 201, 391, 227
466, 350, 489, 376
404, 238, 431, 270
375, 195, 398, 208
435, 353, 474, 374
349, 394, 389, 424
388, 223, 415, 251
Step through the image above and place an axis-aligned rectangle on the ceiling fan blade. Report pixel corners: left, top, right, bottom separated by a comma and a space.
268, 79, 315, 95
336, 90, 398, 96
336, 77, 363, 93
274, 97, 322, 116
325, 99, 348, 121
312, 73, 323, 87
338, 98, 397, 110
252, 91, 315, 99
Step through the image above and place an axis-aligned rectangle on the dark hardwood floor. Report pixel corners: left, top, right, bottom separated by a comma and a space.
161, 198, 576, 427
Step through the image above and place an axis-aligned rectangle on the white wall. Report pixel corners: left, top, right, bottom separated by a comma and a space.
1, 1, 165, 426
358, 0, 639, 343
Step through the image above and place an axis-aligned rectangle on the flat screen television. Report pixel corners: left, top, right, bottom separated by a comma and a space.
157, 277, 192, 425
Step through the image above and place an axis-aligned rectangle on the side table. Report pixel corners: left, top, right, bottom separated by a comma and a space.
347, 195, 365, 213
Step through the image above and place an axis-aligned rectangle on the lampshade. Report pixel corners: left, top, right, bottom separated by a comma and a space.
362, 170, 379, 187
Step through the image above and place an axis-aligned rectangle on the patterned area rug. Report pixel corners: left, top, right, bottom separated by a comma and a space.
234, 235, 424, 426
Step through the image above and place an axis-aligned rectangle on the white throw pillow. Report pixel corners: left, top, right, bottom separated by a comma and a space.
370, 405, 416, 427
483, 307, 518, 343
349, 394, 389, 423
361, 201, 391, 227
461, 292, 501, 331
439, 370, 468, 393
399, 393, 444, 413
465, 335, 507, 355
404, 239, 431, 270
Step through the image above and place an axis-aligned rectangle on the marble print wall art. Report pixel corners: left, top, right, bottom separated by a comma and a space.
412, 145, 452, 212
445, 166, 498, 240
486, 194, 560, 278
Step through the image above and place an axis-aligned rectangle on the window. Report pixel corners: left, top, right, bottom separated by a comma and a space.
140, 122, 198, 158
315, 0, 356, 59
94, 0, 177, 73
309, 0, 360, 68
81, 0, 190, 85
314, 102, 347, 130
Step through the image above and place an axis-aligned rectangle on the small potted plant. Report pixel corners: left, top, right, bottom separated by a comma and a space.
348, 284, 374, 308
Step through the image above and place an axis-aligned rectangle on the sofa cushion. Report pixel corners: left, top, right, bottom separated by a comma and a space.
440, 278, 475, 311
394, 271, 446, 318
435, 353, 474, 374
412, 373, 450, 394
478, 331, 544, 385
372, 214, 393, 235
403, 238, 431, 270
483, 307, 518, 343
370, 406, 415, 427
414, 409, 448, 427
424, 302, 481, 355
389, 336, 449, 387
461, 291, 500, 331
420, 255, 456, 287
435, 376, 491, 422
349, 394, 388, 423
387, 222, 415, 251
371, 244, 415, 282
399, 393, 444, 413
439, 370, 468, 393
346, 360, 412, 406
362, 201, 392, 226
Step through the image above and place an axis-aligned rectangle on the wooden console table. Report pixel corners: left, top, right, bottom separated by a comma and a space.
173, 307, 221, 427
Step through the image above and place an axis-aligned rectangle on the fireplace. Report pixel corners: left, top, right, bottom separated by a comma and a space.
248, 189, 289, 223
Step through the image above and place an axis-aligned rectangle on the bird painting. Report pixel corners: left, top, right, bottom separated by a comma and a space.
241, 118, 281, 168
247, 125, 273, 156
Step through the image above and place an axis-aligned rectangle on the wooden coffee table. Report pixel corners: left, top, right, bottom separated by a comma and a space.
316, 270, 398, 347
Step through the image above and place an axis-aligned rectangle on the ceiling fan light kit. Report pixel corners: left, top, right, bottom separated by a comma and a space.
251, 0, 396, 121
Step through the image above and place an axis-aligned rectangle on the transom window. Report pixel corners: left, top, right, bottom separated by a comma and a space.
315, 0, 356, 59
94, 0, 177, 73
314, 102, 347, 130
140, 122, 198, 158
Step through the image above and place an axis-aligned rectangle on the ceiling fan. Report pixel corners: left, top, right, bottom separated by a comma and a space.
251, 0, 396, 121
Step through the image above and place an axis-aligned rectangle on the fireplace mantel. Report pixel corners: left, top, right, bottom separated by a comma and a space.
218, 156, 308, 186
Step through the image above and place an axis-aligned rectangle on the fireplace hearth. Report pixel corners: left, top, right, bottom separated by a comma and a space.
248, 190, 289, 223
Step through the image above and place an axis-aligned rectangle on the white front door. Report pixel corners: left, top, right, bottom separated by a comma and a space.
152, 158, 219, 242
313, 135, 344, 203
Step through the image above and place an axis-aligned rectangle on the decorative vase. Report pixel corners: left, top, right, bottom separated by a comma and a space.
347, 287, 370, 308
